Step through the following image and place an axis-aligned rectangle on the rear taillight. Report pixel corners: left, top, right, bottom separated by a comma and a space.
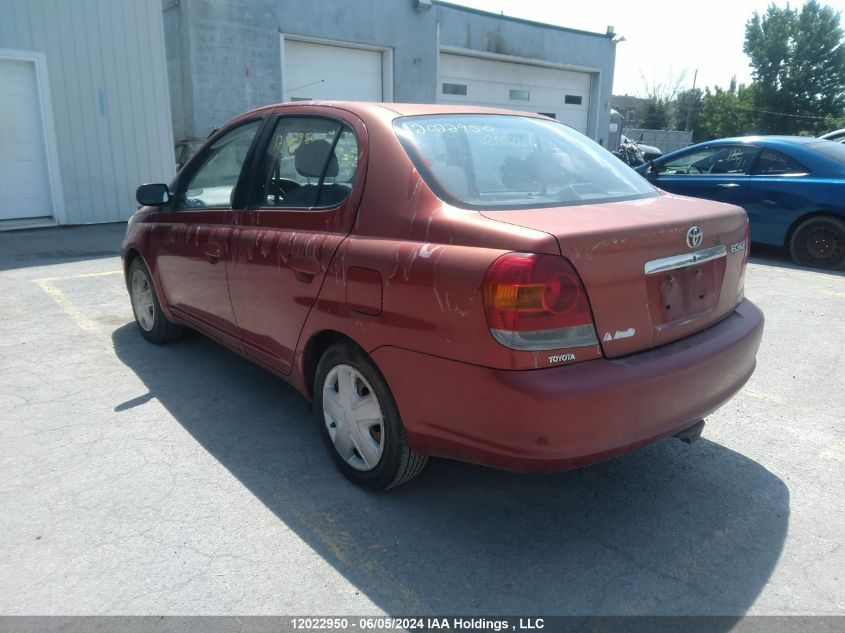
483, 253, 598, 351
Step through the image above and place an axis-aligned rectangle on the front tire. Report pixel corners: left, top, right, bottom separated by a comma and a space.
313, 341, 428, 490
789, 216, 845, 270
128, 258, 184, 344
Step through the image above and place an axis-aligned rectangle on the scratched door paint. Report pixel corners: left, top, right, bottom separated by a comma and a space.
228, 116, 363, 374
151, 120, 262, 345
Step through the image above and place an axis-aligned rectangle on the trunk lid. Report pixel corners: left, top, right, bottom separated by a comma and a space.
480, 193, 748, 358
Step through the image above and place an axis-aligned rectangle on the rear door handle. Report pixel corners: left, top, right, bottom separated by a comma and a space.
289, 256, 321, 282
716, 183, 741, 189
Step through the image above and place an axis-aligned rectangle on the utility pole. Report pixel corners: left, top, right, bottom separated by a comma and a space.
685, 68, 698, 132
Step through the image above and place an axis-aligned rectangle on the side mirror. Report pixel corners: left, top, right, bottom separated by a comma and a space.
136, 183, 171, 206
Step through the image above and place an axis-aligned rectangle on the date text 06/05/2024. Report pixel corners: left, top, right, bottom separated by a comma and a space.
290, 617, 546, 631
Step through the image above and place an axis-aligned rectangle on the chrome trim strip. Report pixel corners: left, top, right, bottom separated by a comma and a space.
644, 245, 727, 275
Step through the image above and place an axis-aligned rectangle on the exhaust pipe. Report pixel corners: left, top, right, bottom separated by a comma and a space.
674, 419, 705, 445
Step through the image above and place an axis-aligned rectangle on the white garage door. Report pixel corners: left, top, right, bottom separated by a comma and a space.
438, 53, 592, 133
283, 40, 383, 102
0, 59, 53, 221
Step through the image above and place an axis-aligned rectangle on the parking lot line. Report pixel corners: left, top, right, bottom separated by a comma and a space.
67, 270, 124, 279
288, 507, 431, 613
34, 278, 99, 333
741, 387, 785, 404
33, 270, 122, 332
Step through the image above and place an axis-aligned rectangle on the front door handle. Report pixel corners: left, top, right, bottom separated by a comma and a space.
716, 183, 741, 189
204, 243, 222, 264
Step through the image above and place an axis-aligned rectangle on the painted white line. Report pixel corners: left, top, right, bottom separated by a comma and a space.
36, 270, 122, 283
68, 270, 123, 279
819, 446, 845, 461
34, 278, 98, 332
742, 388, 785, 404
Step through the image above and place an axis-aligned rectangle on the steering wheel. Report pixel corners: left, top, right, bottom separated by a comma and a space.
267, 178, 300, 203
687, 165, 702, 174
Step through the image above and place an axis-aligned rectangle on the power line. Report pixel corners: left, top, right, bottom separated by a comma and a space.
736, 105, 830, 120
698, 100, 832, 120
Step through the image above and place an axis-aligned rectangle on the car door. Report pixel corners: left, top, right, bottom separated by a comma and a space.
745, 148, 812, 245
227, 112, 367, 375
651, 145, 759, 207
149, 118, 264, 348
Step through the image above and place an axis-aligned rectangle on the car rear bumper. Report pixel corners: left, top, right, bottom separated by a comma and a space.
371, 299, 764, 472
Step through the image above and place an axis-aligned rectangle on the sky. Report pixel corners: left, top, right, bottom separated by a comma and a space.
449, 0, 845, 97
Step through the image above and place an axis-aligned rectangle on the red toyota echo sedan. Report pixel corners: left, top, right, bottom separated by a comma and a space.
123, 102, 764, 489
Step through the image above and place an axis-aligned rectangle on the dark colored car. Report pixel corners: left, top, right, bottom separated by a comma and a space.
123, 102, 763, 489
636, 136, 845, 269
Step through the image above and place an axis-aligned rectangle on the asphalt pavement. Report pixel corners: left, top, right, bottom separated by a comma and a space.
0, 224, 843, 617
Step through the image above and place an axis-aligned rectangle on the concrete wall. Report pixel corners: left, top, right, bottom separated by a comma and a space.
0, 0, 176, 224
166, 0, 616, 148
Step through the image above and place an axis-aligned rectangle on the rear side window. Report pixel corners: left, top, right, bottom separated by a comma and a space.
752, 149, 808, 175
393, 115, 656, 210
255, 117, 358, 209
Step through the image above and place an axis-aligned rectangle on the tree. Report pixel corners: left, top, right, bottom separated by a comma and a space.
744, 1, 845, 134
698, 81, 757, 140
674, 88, 704, 135
636, 98, 670, 129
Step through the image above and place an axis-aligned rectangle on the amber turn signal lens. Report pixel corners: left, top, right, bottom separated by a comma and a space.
483, 282, 546, 312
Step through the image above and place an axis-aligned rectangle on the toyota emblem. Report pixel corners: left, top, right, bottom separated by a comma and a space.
686, 225, 703, 248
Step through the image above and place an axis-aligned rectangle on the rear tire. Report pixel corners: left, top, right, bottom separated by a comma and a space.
128, 258, 184, 344
313, 340, 428, 490
789, 216, 845, 270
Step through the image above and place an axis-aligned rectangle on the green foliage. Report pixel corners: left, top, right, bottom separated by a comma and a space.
674, 88, 704, 135
743, 0, 845, 134
636, 98, 670, 129
697, 81, 758, 140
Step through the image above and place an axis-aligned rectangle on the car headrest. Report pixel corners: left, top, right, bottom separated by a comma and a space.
295, 140, 339, 178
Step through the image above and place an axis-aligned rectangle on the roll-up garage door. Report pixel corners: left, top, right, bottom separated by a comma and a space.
438, 52, 591, 133
284, 40, 383, 102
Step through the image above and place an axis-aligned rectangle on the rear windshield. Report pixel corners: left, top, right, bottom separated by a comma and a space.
394, 115, 657, 210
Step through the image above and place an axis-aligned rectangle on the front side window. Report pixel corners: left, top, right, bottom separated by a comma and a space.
178, 120, 262, 209
752, 149, 808, 175
255, 117, 358, 209
393, 115, 656, 210
659, 146, 759, 176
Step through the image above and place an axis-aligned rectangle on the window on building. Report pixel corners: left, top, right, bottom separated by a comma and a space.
565, 95, 583, 105
509, 89, 530, 101
255, 117, 358, 209
442, 83, 467, 96
178, 119, 262, 209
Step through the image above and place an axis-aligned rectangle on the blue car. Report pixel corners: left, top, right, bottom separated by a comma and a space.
635, 136, 845, 269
